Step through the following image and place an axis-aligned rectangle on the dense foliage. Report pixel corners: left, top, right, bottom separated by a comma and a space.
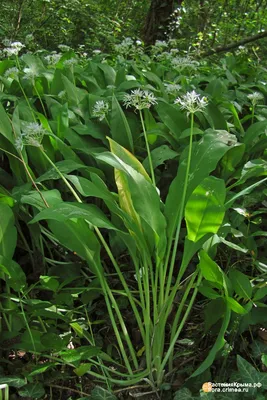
0, 1, 267, 400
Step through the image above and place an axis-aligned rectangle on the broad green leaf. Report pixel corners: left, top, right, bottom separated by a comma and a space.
165, 132, 231, 239
223, 102, 243, 133
62, 75, 86, 105
225, 177, 267, 209
226, 297, 247, 314
143, 144, 178, 170
253, 286, 267, 301
0, 376, 25, 388
31, 202, 116, 230
185, 176, 225, 242
261, 355, 267, 367
74, 363, 92, 377
40, 333, 65, 351
173, 388, 195, 400
251, 340, 267, 359
110, 95, 134, 152
98, 64, 116, 86
0, 204, 17, 259
206, 79, 227, 98
21, 189, 62, 210
220, 144, 245, 180
198, 283, 221, 299
0, 256, 26, 291
28, 362, 58, 377
108, 138, 149, 180
36, 160, 88, 182
198, 250, 224, 287
90, 386, 117, 400
66, 175, 115, 202
40, 275, 59, 292
239, 159, 267, 183
191, 306, 231, 377
237, 355, 267, 390
205, 102, 228, 130
60, 346, 101, 363
106, 140, 167, 259
155, 101, 188, 138
18, 383, 45, 399
48, 219, 102, 274
228, 269, 252, 299
219, 237, 248, 254
204, 298, 226, 331
0, 103, 14, 144
244, 121, 267, 146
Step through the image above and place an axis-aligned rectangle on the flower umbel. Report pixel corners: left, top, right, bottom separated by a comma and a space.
123, 89, 157, 110
92, 100, 110, 121
164, 83, 182, 95
4, 67, 19, 80
17, 122, 47, 150
174, 90, 208, 115
3, 41, 25, 57
248, 92, 264, 106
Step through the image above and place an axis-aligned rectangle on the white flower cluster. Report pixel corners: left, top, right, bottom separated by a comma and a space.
23, 66, 37, 81
63, 58, 78, 67
92, 100, 110, 121
174, 90, 208, 115
4, 67, 19, 80
114, 38, 143, 57
164, 83, 182, 95
172, 56, 199, 70
58, 44, 71, 52
248, 92, 264, 106
15, 122, 47, 151
123, 89, 157, 110
2, 41, 25, 57
44, 52, 61, 65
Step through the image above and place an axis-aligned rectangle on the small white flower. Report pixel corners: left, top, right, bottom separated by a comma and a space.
14, 136, 23, 151
123, 89, 157, 110
3, 41, 25, 56
154, 40, 168, 48
20, 122, 47, 148
248, 92, 264, 106
58, 44, 71, 52
174, 90, 208, 115
23, 66, 37, 81
44, 52, 61, 65
63, 58, 78, 67
172, 56, 199, 70
164, 83, 182, 95
92, 49, 101, 54
92, 100, 109, 121
4, 67, 19, 80
136, 40, 142, 46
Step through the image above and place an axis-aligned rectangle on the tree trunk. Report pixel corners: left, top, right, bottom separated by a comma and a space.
143, 0, 179, 46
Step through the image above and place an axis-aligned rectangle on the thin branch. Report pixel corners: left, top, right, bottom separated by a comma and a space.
202, 30, 267, 57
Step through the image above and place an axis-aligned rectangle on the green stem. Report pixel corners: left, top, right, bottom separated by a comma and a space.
17, 79, 36, 121
168, 271, 198, 370
34, 83, 47, 117
19, 297, 36, 354
157, 271, 202, 385
139, 110, 155, 186
164, 112, 195, 302
251, 105, 255, 125
41, 149, 141, 370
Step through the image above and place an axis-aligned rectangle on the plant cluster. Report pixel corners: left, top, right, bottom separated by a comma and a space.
0, 40, 267, 400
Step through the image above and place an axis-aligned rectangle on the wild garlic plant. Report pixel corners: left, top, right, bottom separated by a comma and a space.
123, 89, 157, 185
248, 91, 264, 124
25, 88, 227, 390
